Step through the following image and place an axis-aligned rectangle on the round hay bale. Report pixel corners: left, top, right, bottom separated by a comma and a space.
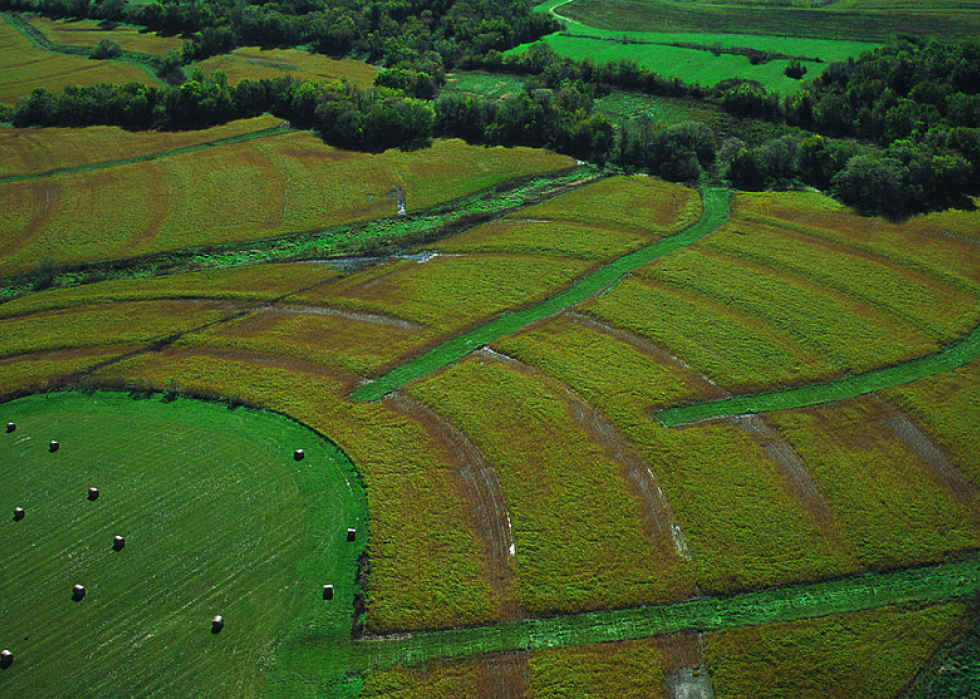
0, 649, 12, 669
88, 487, 100, 502
322, 584, 334, 600
72, 584, 86, 602
293, 449, 305, 461
49, 440, 60, 453
5, 422, 14, 434
346, 527, 356, 542
113, 535, 126, 551
211, 615, 224, 634
13, 507, 25, 522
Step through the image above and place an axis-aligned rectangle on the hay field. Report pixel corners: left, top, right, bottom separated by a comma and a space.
198, 47, 377, 89
0, 135, 574, 277
24, 15, 182, 56
0, 16, 156, 104
0, 390, 366, 698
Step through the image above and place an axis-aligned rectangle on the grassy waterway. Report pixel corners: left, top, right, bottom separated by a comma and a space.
657, 322, 980, 427
351, 185, 731, 401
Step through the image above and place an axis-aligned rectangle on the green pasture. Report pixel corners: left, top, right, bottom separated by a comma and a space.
0, 390, 366, 698
444, 71, 527, 99
542, 0, 980, 41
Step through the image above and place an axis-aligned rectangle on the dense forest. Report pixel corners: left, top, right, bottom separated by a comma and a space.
1, 0, 978, 214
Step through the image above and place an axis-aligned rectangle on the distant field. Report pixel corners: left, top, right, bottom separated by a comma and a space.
0, 116, 283, 178
548, 0, 980, 41
0, 390, 366, 697
24, 15, 182, 56
444, 71, 527, 99
0, 135, 574, 277
0, 15, 156, 104
197, 47, 377, 89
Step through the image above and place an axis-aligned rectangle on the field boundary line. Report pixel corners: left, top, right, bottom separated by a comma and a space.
656, 322, 980, 427
350, 185, 730, 402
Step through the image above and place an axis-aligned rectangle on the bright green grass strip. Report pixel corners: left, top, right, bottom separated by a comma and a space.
350, 186, 730, 402
308, 557, 980, 674
657, 323, 980, 427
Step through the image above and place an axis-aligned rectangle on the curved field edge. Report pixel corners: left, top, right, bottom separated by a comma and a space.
350, 185, 731, 402
318, 557, 980, 673
656, 323, 980, 427
0, 390, 368, 697
0, 160, 592, 302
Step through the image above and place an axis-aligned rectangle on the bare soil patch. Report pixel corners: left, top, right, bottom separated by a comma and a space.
475, 651, 529, 699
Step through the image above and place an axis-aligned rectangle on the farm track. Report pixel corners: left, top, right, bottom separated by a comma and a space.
351, 185, 732, 401
657, 322, 980, 427
384, 393, 521, 620
323, 556, 980, 673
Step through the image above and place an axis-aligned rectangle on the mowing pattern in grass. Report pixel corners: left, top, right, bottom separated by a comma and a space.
0, 135, 574, 277
766, 398, 980, 569
0, 390, 366, 698
548, 0, 980, 41
92, 353, 506, 634
350, 185, 728, 401
198, 47, 377, 89
0, 13, 156, 103
24, 15, 182, 56
705, 602, 969, 699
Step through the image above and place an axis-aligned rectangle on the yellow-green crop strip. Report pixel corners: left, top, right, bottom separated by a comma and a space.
350, 185, 731, 401
656, 323, 980, 427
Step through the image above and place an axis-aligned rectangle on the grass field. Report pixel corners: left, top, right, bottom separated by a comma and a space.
705, 602, 969, 699
0, 116, 284, 179
0, 390, 366, 698
24, 15, 182, 56
546, 0, 980, 41
0, 14, 157, 104
197, 47, 377, 89
766, 398, 980, 569
0, 134, 574, 277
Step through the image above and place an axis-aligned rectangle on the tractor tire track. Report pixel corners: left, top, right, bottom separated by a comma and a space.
384, 393, 521, 621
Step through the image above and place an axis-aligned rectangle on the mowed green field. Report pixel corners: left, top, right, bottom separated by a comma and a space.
0, 390, 367, 698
